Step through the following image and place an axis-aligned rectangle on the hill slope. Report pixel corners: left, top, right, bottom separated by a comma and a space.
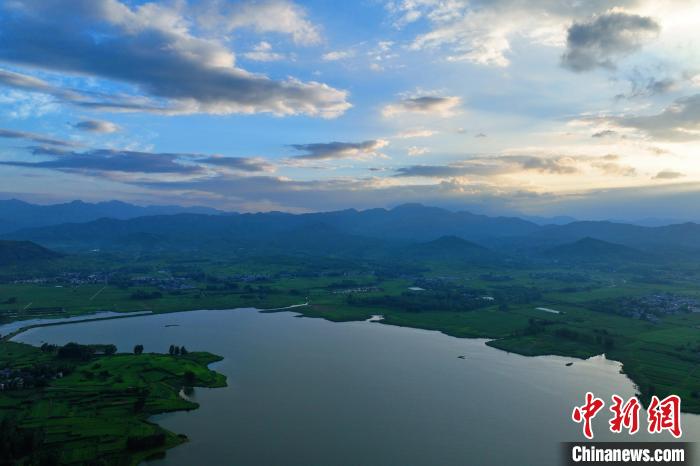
0, 240, 62, 265
406, 235, 493, 263
544, 237, 641, 262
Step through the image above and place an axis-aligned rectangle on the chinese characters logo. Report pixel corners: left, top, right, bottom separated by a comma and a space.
571, 392, 681, 439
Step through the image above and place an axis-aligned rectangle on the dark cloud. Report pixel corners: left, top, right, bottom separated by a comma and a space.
196, 156, 275, 172
2, 148, 202, 175
592, 130, 617, 138
616, 74, 678, 100
395, 165, 473, 178
509, 156, 579, 174
0, 1, 349, 117
0, 128, 75, 147
394, 155, 581, 178
382, 96, 460, 117
653, 170, 685, 180
612, 94, 700, 141
290, 140, 389, 160
562, 13, 660, 72
73, 120, 120, 133
1, 146, 274, 176
643, 78, 675, 95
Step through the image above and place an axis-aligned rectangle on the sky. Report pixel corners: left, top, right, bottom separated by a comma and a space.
0, 0, 699, 220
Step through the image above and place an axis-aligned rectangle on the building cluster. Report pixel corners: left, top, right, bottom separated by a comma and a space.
622, 293, 700, 322
130, 276, 196, 291
332, 286, 381, 295
12, 271, 111, 285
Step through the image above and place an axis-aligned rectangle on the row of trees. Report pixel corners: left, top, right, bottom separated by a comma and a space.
132, 344, 189, 355
168, 345, 188, 355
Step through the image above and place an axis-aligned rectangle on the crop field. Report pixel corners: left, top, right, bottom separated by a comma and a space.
0, 341, 226, 465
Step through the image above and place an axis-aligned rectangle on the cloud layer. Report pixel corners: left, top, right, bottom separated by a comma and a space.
0, 0, 349, 117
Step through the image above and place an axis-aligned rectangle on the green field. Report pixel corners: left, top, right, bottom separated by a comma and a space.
3, 251, 700, 464
0, 341, 226, 465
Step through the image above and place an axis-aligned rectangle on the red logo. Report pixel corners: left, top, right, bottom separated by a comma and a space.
648, 395, 682, 438
609, 394, 641, 435
572, 392, 605, 439
572, 393, 682, 439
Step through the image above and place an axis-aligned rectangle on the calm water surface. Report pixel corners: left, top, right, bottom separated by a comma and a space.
12, 308, 700, 466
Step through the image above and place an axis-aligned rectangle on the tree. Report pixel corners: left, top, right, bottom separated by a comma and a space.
133, 344, 144, 355
57, 342, 94, 360
168, 345, 175, 355
103, 345, 117, 356
180, 346, 188, 355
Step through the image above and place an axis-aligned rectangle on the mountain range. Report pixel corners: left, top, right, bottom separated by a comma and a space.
0, 199, 224, 234
2, 200, 699, 262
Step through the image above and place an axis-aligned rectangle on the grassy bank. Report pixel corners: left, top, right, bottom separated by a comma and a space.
0, 341, 226, 465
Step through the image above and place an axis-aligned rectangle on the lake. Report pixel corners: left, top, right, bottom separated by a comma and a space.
12, 308, 699, 465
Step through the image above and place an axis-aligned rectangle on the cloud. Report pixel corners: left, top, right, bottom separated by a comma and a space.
1, 146, 274, 177
391, 0, 641, 67
0, 128, 75, 147
561, 13, 660, 72
394, 165, 475, 178
134, 171, 539, 214
0, 1, 349, 118
507, 155, 579, 175
611, 94, 700, 141
290, 140, 389, 160
407, 146, 430, 156
322, 50, 355, 61
0, 69, 168, 113
382, 96, 461, 117
0, 69, 80, 100
592, 130, 617, 138
617, 75, 679, 100
200, 0, 321, 45
243, 42, 286, 62
394, 155, 581, 178
591, 161, 637, 176
73, 120, 120, 133
653, 170, 685, 180
393, 153, 641, 180
196, 155, 276, 173
395, 129, 437, 139
2, 148, 201, 175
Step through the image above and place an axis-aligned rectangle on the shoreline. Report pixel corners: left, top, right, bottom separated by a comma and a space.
2, 302, 310, 341
8, 301, 697, 416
